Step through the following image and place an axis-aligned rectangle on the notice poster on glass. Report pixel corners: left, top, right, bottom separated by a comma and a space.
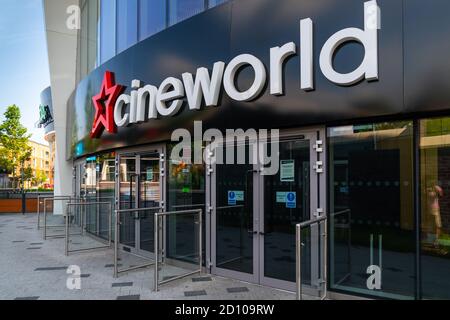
280, 160, 295, 182
146, 168, 154, 181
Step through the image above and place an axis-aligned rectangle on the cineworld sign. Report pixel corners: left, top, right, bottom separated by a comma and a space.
91, 0, 380, 138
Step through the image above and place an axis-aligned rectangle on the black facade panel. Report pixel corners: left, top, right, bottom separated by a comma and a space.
68, 0, 450, 159
404, 0, 450, 114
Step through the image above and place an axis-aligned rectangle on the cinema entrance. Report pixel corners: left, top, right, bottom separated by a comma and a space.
209, 128, 326, 293
116, 145, 166, 258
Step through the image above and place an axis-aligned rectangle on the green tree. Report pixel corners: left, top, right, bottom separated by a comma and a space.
32, 170, 47, 187
0, 105, 32, 189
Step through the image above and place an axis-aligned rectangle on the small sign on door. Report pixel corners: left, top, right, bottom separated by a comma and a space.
228, 191, 237, 205
286, 192, 296, 209
280, 160, 295, 182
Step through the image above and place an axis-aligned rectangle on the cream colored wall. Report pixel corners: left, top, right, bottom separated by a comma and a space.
43, 0, 79, 198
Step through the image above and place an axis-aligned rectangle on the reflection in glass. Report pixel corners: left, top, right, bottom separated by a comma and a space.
78, 0, 98, 79
139, 0, 167, 41
328, 122, 415, 299
420, 117, 450, 299
116, 0, 138, 53
166, 143, 205, 264
119, 156, 136, 247
139, 153, 161, 253
81, 153, 115, 240
209, 0, 228, 7
216, 144, 254, 274
99, 0, 116, 63
169, 0, 205, 26
263, 139, 310, 283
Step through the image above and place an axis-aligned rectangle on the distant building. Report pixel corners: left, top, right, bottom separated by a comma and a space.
24, 140, 54, 189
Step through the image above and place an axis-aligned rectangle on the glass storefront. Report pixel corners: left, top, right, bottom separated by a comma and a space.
77, 152, 116, 240
70, 117, 450, 299
328, 121, 415, 299
166, 143, 206, 264
420, 117, 450, 300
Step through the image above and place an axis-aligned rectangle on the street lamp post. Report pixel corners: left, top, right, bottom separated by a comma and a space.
21, 160, 25, 215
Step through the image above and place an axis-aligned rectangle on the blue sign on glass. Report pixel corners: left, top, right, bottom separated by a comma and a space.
228, 191, 237, 205
286, 192, 296, 209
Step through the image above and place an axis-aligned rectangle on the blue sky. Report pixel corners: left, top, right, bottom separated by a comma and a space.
0, 0, 49, 144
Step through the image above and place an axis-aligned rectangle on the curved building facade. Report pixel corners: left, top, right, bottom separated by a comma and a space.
43, 0, 450, 299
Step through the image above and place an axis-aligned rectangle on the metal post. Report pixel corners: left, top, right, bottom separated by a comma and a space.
322, 220, 328, 300
65, 207, 69, 256
43, 199, 47, 240
108, 203, 112, 248
296, 224, 302, 300
154, 213, 159, 292
199, 209, 203, 273
114, 209, 119, 279
37, 196, 40, 230
21, 162, 25, 215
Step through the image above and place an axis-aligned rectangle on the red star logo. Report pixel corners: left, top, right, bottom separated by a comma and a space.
91, 71, 125, 138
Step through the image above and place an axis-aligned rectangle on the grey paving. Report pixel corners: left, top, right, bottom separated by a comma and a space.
112, 282, 133, 288
0, 214, 297, 300
117, 295, 140, 300
184, 290, 207, 297
227, 287, 249, 293
192, 276, 212, 282
14, 296, 39, 300
34, 267, 68, 271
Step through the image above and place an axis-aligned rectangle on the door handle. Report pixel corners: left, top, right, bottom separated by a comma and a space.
247, 230, 257, 235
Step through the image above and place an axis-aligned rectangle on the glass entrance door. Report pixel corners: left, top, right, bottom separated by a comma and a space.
118, 147, 165, 256
259, 135, 321, 292
210, 130, 325, 291
211, 142, 259, 283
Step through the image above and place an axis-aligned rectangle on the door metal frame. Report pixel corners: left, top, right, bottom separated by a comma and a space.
208, 127, 326, 294
116, 144, 166, 259
210, 138, 260, 283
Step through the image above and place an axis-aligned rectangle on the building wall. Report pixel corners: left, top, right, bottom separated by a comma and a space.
25, 141, 53, 188
43, 0, 79, 198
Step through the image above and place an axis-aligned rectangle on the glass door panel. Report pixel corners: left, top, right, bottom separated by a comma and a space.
139, 152, 161, 253
261, 138, 312, 286
119, 155, 137, 248
214, 143, 256, 278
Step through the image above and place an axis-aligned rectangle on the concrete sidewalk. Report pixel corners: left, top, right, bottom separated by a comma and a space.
0, 214, 297, 300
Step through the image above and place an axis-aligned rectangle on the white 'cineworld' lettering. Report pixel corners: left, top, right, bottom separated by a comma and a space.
114, 0, 380, 128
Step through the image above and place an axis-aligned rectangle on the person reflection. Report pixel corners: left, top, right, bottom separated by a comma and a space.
427, 182, 443, 247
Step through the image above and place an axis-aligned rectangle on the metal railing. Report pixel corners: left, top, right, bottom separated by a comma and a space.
65, 201, 113, 256
296, 215, 327, 300
37, 195, 73, 230
114, 206, 161, 278
154, 209, 202, 291
43, 196, 80, 240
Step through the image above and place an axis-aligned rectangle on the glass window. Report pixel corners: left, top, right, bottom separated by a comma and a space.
166, 143, 206, 265
169, 0, 205, 26
328, 121, 415, 299
80, 0, 88, 77
87, 0, 99, 72
139, 0, 167, 41
100, 0, 116, 63
420, 117, 450, 299
116, 0, 138, 53
208, 0, 227, 8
